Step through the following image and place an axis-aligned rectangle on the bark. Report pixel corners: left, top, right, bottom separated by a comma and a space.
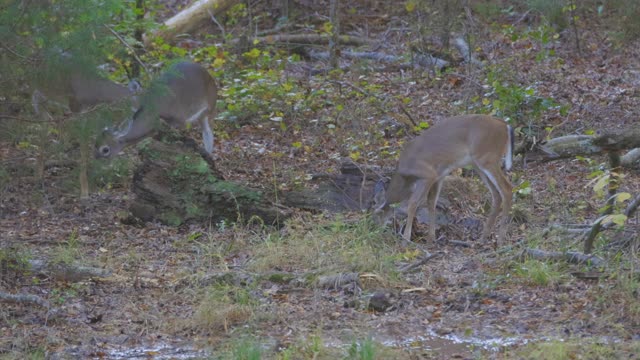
621, 148, 640, 167
453, 37, 483, 67
28, 260, 111, 282
129, 137, 289, 226
0, 291, 50, 308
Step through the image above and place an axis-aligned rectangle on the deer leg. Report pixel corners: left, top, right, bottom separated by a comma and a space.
475, 166, 502, 243
402, 179, 430, 242
425, 179, 443, 243
199, 115, 214, 154
493, 167, 513, 245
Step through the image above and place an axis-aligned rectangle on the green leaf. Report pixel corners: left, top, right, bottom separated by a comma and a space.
599, 214, 627, 226
614, 192, 632, 203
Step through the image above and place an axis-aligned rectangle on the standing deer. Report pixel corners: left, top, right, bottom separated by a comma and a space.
95, 61, 217, 158
372, 114, 514, 245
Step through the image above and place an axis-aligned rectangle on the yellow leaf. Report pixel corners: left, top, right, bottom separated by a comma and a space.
405, 1, 416, 12
615, 192, 632, 202
601, 214, 627, 226
292, 141, 302, 148
213, 57, 226, 67
593, 175, 609, 195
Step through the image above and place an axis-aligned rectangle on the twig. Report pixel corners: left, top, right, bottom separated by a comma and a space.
207, 8, 226, 39
0, 41, 33, 62
104, 24, 149, 75
399, 251, 438, 273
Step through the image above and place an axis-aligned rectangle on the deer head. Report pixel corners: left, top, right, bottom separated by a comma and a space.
95, 61, 217, 159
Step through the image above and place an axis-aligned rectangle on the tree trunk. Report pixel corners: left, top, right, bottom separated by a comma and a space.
79, 137, 89, 199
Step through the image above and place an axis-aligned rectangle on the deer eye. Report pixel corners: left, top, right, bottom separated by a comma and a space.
100, 146, 110, 156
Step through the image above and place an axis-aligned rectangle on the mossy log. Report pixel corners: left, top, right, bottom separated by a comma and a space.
128, 136, 381, 226
129, 137, 290, 226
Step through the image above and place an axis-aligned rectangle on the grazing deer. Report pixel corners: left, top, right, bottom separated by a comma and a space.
31, 63, 141, 199
372, 114, 514, 245
32, 73, 140, 116
95, 61, 217, 159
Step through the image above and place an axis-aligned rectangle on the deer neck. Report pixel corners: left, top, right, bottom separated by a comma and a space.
115, 110, 156, 146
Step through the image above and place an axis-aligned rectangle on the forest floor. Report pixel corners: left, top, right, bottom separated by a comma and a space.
2, 2, 640, 359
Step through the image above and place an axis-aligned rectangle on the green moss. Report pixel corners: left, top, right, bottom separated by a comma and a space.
213, 180, 263, 202
160, 211, 183, 226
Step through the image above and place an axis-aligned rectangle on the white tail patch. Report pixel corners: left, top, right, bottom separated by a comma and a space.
504, 124, 513, 171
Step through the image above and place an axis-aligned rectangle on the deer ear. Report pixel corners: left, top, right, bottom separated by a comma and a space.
372, 179, 387, 210
128, 79, 142, 93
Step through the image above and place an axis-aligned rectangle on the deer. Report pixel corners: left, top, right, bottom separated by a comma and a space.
95, 61, 217, 159
31, 60, 141, 199
372, 114, 514, 246
32, 73, 140, 116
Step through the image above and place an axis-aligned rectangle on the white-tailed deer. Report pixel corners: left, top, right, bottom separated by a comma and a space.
372, 114, 514, 245
31, 63, 141, 199
95, 61, 217, 158
32, 74, 140, 116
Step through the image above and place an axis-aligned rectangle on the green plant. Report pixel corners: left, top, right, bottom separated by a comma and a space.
249, 215, 401, 282
232, 339, 262, 360
347, 338, 377, 360
192, 284, 256, 331
220, 53, 312, 127
51, 229, 82, 265
512, 259, 566, 286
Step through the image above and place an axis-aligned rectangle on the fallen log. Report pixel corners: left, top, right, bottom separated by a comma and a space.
309, 50, 449, 71
148, 0, 238, 45
528, 131, 640, 168
29, 259, 111, 282
247, 34, 374, 47
0, 291, 50, 308
518, 248, 605, 268
127, 132, 384, 226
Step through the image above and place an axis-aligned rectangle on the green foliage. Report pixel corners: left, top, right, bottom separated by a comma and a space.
219, 52, 314, 127
250, 215, 401, 283
52, 229, 82, 265
607, 0, 640, 41
232, 339, 262, 360
0, 247, 31, 274
479, 64, 567, 136
526, 0, 568, 29
91, 156, 133, 191
511, 259, 566, 286
192, 284, 256, 331
347, 338, 377, 360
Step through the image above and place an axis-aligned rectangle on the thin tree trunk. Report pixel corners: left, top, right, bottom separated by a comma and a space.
79, 137, 90, 199
584, 151, 621, 254
329, 0, 340, 69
